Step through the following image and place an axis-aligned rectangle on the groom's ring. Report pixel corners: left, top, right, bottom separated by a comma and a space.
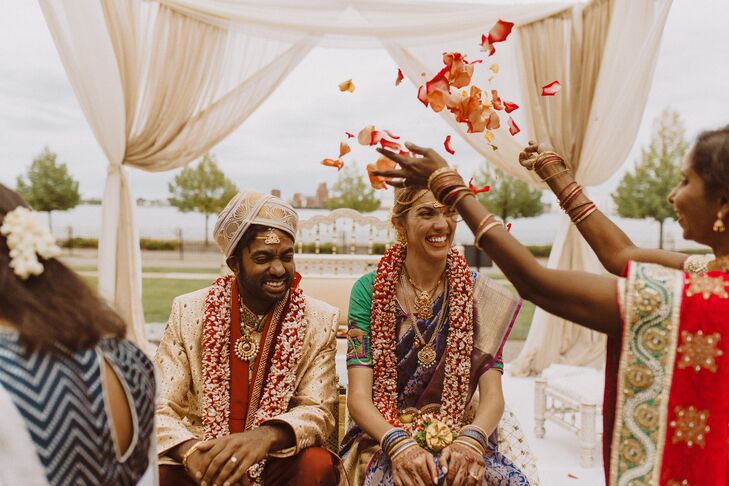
469, 472, 479, 479
230, 455, 238, 463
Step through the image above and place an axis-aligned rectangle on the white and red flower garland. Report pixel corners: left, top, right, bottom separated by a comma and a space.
201, 275, 308, 479
370, 244, 474, 429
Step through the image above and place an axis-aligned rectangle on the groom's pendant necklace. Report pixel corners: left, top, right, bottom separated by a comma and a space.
235, 302, 266, 362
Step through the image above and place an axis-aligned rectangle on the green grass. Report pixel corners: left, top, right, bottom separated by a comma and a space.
83, 277, 211, 323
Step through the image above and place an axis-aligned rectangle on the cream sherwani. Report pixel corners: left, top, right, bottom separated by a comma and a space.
155, 286, 339, 462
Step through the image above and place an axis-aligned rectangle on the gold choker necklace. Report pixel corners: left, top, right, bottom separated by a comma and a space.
404, 270, 441, 320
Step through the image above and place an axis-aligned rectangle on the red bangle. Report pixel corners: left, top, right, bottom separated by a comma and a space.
556, 181, 577, 200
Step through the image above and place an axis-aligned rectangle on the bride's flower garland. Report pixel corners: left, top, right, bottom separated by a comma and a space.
370, 244, 474, 428
201, 274, 308, 479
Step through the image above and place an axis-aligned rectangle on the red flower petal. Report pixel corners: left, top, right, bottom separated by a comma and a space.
395, 68, 404, 86
507, 117, 520, 136
488, 20, 514, 43
491, 89, 504, 110
339, 142, 351, 157
444, 135, 455, 154
480, 34, 496, 56
541, 80, 561, 96
417, 85, 429, 107
345, 131, 354, 139
321, 158, 344, 171
503, 101, 519, 113
379, 138, 401, 151
506, 223, 512, 232
384, 130, 400, 139
468, 177, 490, 194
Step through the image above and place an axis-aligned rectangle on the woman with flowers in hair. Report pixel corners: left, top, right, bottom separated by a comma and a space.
370, 127, 729, 486
0, 184, 156, 485
340, 185, 535, 486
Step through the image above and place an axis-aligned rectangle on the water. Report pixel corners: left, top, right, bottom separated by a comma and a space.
48, 204, 702, 250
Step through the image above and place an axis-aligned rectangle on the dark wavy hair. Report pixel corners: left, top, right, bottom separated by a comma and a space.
691, 125, 729, 202
0, 185, 125, 352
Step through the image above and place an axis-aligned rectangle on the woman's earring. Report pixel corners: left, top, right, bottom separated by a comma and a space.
714, 214, 726, 233
396, 231, 408, 247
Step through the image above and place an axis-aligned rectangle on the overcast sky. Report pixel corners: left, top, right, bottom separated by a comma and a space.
0, 0, 727, 204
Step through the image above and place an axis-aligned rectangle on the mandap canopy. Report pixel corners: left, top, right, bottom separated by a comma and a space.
39, 0, 671, 371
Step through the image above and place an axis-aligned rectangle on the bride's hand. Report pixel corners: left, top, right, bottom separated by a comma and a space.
437, 442, 486, 486
391, 443, 439, 486
373, 143, 450, 188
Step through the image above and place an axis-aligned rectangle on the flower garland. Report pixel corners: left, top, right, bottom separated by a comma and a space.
370, 244, 474, 429
201, 274, 308, 479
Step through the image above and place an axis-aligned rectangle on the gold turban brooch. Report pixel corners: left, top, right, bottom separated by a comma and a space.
213, 191, 298, 258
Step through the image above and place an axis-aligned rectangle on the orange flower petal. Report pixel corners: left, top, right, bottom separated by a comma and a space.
339, 142, 351, 157
321, 158, 344, 171
491, 89, 504, 110
338, 79, 355, 92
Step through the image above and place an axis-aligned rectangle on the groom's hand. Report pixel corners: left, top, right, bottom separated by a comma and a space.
196, 427, 276, 486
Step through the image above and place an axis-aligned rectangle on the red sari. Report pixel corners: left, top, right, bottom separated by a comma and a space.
603, 262, 729, 485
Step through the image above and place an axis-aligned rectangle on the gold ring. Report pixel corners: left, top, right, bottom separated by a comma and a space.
469, 472, 479, 479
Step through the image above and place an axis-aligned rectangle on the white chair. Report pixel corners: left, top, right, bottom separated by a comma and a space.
534, 364, 604, 467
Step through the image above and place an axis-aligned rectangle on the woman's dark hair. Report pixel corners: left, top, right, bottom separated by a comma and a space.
0, 185, 125, 352
691, 125, 729, 202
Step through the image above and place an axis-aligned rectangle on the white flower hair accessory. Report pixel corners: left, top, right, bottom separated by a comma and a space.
0, 206, 61, 280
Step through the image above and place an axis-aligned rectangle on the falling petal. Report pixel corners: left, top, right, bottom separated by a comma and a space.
507, 117, 520, 136
384, 130, 400, 139
339, 142, 351, 157
484, 130, 495, 143
345, 131, 355, 139
338, 79, 355, 92
488, 20, 514, 43
396, 68, 404, 86
379, 138, 401, 151
444, 135, 455, 154
503, 101, 519, 113
541, 80, 561, 96
491, 89, 504, 110
490, 64, 500, 74
321, 158, 344, 171
468, 177, 490, 194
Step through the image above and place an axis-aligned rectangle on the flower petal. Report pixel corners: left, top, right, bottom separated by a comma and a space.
468, 177, 490, 194
507, 117, 520, 136
321, 158, 344, 171
396, 68, 404, 86
489, 63, 499, 74
384, 130, 400, 140
491, 89, 504, 110
345, 131, 355, 139
339, 142, 351, 157
488, 20, 514, 43
541, 80, 561, 96
506, 223, 512, 232
379, 138, 401, 151
503, 101, 519, 113
444, 135, 455, 155
338, 79, 355, 92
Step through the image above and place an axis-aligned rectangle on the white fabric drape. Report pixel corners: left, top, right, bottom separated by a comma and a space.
510, 0, 673, 375
39, 0, 670, 358
39, 0, 317, 348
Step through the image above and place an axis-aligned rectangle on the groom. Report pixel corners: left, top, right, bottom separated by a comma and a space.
155, 190, 340, 485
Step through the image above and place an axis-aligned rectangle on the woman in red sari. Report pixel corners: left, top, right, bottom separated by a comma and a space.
372, 126, 729, 486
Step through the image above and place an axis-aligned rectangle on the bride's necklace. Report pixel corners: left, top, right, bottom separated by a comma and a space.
404, 268, 441, 320
708, 255, 729, 273
234, 302, 267, 362
400, 272, 446, 368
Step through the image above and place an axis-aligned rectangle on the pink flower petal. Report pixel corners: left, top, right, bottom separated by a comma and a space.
507, 117, 520, 136
357, 126, 375, 146
444, 135, 455, 155
503, 101, 519, 113
396, 68, 404, 86
541, 80, 561, 96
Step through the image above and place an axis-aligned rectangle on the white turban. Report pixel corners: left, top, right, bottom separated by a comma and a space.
213, 191, 298, 258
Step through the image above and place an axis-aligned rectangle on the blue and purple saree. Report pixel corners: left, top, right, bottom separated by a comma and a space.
340, 270, 537, 485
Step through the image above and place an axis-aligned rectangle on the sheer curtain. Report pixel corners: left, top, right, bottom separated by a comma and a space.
39, 0, 670, 354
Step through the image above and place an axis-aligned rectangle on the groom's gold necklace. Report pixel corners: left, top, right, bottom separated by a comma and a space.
235, 302, 266, 362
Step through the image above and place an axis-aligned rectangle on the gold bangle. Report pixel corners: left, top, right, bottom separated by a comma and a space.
462, 424, 489, 438
427, 167, 457, 192
182, 440, 203, 472
474, 221, 503, 247
456, 436, 486, 455
541, 169, 570, 182
454, 437, 485, 456
450, 189, 475, 209
573, 205, 598, 224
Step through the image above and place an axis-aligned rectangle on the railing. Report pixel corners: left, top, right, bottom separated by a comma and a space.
297, 208, 393, 256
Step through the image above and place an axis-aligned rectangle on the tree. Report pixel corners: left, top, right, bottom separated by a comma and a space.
168, 153, 239, 246
474, 165, 544, 223
326, 164, 381, 212
612, 108, 689, 249
16, 147, 81, 232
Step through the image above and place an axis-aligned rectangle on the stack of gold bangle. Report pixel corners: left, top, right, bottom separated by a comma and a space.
428, 167, 473, 207
454, 424, 488, 456
473, 214, 503, 246
532, 151, 598, 225
182, 441, 203, 473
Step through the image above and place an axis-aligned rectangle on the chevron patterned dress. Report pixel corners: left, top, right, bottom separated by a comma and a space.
0, 332, 155, 486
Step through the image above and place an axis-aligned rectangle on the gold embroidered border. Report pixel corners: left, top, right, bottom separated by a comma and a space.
610, 264, 684, 486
